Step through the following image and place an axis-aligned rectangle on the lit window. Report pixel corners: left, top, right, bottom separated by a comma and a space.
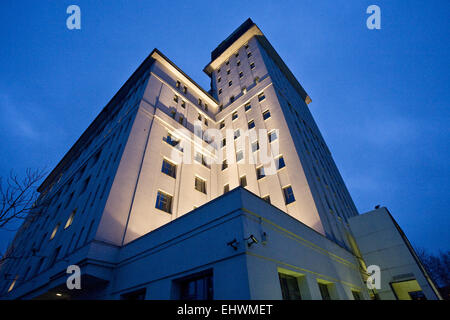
50, 223, 60, 240
240, 175, 247, 187
258, 92, 266, 101
64, 209, 76, 229
161, 159, 176, 178
283, 186, 296, 205
248, 120, 255, 130
268, 131, 278, 142
195, 177, 207, 194
236, 150, 244, 162
155, 191, 172, 213
263, 110, 271, 120
245, 103, 251, 112
256, 167, 265, 180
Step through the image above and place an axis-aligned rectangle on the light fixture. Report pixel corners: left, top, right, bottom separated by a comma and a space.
245, 235, 258, 247
227, 239, 238, 250
56, 293, 62, 297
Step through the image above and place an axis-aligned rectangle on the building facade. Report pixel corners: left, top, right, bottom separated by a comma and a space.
0, 19, 441, 300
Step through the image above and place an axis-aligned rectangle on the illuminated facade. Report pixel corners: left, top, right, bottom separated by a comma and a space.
0, 19, 441, 300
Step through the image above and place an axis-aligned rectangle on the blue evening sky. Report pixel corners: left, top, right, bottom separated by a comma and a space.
0, 1, 448, 255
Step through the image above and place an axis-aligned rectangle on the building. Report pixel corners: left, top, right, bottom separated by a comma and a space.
0, 19, 441, 300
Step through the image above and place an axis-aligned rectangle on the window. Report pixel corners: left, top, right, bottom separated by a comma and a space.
239, 175, 247, 187
205, 104, 208, 112
268, 131, 278, 143
178, 116, 184, 125
256, 167, 265, 180
279, 273, 302, 300
245, 43, 249, 49
170, 110, 176, 119
283, 186, 295, 204
218, 88, 222, 95
64, 209, 76, 229
163, 133, 181, 149
218, 77, 221, 83
162, 159, 177, 178
48, 246, 61, 268
263, 110, 271, 120
245, 103, 251, 112
229, 96, 235, 103
223, 184, 230, 193
239, 71, 243, 78
258, 92, 266, 101
262, 195, 271, 204
155, 191, 172, 213
217, 68, 221, 73
235, 52, 239, 57
232, 112, 238, 121
195, 153, 210, 168
183, 86, 187, 94
234, 129, 240, 139
251, 141, 259, 152
174, 95, 179, 103
226, 60, 229, 66
219, 105, 223, 112
121, 288, 147, 300
195, 177, 207, 194
178, 272, 213, 300
198, 98, 202, 106
254, 76, 260, 84
277, 156, 286, 170
247, 52, 252, 58
219, 121, 225, 129
222, 159, 228, 170
228, 80, 232, 87
50, 223, 60, 240
237, 60, 241, 66
318, 283, 331, 300
204, 118, 208, 126
248, 120, 255, 130
352, 290, 362, 300
221, 138, 226, 148
81, 176, 90, 194
181, 100, 186, 108
236, 150, 244, 162
242, 87, 247, 94
250, 62, 255, 69
176, 80, 181, 88
198, 113, 202, 121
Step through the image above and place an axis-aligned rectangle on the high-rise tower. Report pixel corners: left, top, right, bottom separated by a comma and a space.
0, 19, 440, 300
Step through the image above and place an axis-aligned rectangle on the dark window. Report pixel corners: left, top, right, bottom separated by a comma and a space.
279, 273, 302, 300
263, 110, 271, 120
155, 191, 172, 213
163, 134, 182, 150
239, 71, 243, 78
178, 272, 213, 300
258, 92, 266, 101
352, 290, 362, 300
256, 167, 265, 180
181, 101, 186, 108
250, 62, 255, 69
240, 175, 247, 187
195, 177, 207, 194
218, 88, 222, 95
121, 288, 146, 300
218, 77, 221, 83
245, 103, 251, 112
232, 112, 238, 121
221, 138, 226, 148
223, 184, 230, 193
318, 283, 331, 300
229, 96, 235, 103
228, 80, 232, 87
409, 291, 426, 300
277, 156, 286, 170
48, 246, 61, 268
237, 60, 241, 66
247, 52, 252, 58
174, 95, 179, 103
283, 186, 296, 204
183, 86, 187, 94
222, 160, 228, 171
262, 195, 271, 204
220, 121, 225, 129
161, 159, 176, 178
248, 120, 255, 130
